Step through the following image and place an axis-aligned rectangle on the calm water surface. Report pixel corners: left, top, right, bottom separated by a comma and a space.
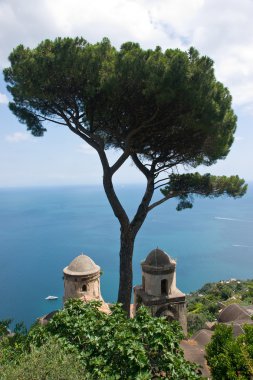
0, 184, 253, 327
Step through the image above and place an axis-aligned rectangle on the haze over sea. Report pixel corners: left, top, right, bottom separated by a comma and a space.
0, 183, 253, 327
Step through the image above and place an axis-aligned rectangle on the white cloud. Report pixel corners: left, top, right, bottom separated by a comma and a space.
5, 132, 30, 143
1, 0, 253, 114
0, 93, 8, 104
144, 0, 253, 113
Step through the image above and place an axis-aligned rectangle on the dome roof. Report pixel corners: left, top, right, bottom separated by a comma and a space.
63, 254, 100, 276
143, 248, 175, 267
218, 304, 251, 324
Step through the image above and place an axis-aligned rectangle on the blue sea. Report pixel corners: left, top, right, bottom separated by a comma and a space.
0, 184, 253, 328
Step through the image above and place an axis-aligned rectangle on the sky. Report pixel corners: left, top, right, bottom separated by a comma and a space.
0, 0, 253, 187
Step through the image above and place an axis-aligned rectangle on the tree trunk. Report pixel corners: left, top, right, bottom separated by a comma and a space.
117, 227, 134, 315
116, 177, 155, 315
100, 155, 154, 316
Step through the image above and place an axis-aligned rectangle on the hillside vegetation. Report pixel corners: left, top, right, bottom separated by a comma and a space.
187, 278, 253, 334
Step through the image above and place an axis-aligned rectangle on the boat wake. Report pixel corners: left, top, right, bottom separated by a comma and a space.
215, 217, 253, 223
232, 244, 253, 248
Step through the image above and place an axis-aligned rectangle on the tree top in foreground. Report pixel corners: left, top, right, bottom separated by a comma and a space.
4, 37, 237, 169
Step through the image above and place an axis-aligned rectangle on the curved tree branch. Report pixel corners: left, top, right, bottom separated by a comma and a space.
37, 115, 68, 126
111, 150, 130, 175
131, 153, 151, 178
130, 176, 155, 235
148, 192, 176, 212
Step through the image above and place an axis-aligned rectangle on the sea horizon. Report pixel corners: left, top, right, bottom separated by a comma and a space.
0, 183, 253, 327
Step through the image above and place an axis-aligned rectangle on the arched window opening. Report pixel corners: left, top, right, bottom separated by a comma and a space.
161, 279, 168, 295
82, 284, 87, 292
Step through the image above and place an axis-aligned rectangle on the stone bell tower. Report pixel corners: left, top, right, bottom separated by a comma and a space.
133, 248, 187, 334
63, 253, 102, 303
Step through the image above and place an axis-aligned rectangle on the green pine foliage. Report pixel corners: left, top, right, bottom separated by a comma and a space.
4, 38, 237, 166
4, 37, 246, 199
161, 173, 247, 211
0, 300, 201, 380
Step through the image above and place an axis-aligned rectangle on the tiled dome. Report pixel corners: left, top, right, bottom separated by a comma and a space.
143, 248, 173, 267
63, 254, 100, 275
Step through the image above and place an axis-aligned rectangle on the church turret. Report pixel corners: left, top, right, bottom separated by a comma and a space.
141, 248, 176, 297
133, 248, 187, 334
63, 253, 101, 303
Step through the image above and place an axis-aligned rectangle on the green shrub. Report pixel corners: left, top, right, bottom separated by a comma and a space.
187, 313, 209, 335
0, 338, 86, 380
206, 324, 253, 379
0, 300, 201, 379
0, 322, 28, 366
0, 320, 12, 338
44, 300, 201, 379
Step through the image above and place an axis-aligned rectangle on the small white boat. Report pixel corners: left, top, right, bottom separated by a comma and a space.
45, 295, 58, 300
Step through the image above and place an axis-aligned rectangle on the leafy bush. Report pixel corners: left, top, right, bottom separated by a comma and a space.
0, 338, 86, 380
0, 321, 28, 366
43, 300, 201, 379
187, 313, 209, 335
206, 324, 253, 379
220, 286, 233, 301
0, 300, 202, 379
0, 319, 12, 338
